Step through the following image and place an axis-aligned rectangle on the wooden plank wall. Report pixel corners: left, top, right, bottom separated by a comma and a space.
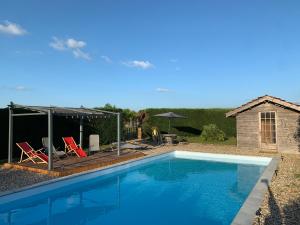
236, 103, 300, 152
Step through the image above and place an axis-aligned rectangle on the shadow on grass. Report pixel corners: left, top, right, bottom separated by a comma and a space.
173, 126, 201, 135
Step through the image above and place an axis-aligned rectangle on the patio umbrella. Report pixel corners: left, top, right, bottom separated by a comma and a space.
154, 112, 187, 133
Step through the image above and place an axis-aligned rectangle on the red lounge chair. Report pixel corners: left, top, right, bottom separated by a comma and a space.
63, 137, 87, 158
16, 142, 48, 164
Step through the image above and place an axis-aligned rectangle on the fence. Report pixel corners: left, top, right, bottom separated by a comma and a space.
123, 127, 138, 141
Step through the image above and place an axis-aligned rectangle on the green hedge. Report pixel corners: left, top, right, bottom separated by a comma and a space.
87, 116, 124, 145
142, 108, 236, 138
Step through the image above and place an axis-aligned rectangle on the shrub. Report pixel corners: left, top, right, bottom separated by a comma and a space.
200, 124, 225, 142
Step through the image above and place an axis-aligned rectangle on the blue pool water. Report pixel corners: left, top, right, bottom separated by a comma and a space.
0, 155, 266, 225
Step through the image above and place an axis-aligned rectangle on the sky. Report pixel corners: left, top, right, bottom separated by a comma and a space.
1, 0, 300, 110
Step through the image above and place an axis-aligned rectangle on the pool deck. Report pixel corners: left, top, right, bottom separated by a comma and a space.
3, 150, 145, 176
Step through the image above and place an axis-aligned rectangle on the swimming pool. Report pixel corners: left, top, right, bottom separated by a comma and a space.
0, 151, 271, 225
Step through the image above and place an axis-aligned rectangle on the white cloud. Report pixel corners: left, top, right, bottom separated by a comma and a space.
101, 55, 112, 63
156, 88, 170, 93
122, 60, 154, 69
15, 86, 29, 91
0, 21, 27, 36
49, 37, 91, 60
66, 38, 86, 49
49, 37, 66, 51
72, 49, 91, 60
1, 85, 31, 91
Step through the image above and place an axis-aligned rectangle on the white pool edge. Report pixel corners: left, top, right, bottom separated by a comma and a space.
174, 151, 271, 166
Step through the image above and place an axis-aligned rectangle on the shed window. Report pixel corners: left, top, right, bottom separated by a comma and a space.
261, 112, 276, 144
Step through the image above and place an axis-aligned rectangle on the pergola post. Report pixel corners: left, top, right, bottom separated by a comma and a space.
8, 104, 13, 163
79, 117, 83, 147
117, 113, 121, 156
48, 109, 53, 170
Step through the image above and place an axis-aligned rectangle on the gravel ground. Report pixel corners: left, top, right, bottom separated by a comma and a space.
253, 154, 300, 225
0, 168, 53, 193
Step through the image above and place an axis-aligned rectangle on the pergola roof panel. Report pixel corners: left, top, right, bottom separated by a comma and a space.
10, 104, 117, 117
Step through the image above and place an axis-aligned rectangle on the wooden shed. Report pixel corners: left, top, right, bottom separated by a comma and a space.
226, 95, 300, 153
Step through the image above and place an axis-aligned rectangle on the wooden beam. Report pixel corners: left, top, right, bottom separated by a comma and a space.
12, 112, 47, 117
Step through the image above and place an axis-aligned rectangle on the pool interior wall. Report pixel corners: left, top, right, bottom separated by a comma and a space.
0, 151, 271, 225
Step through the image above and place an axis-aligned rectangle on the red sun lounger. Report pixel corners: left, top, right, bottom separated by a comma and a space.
62, 137, 87, 158
16, 142, 48, 164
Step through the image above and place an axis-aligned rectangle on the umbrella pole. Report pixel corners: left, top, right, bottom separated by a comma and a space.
168, 118, 171, 134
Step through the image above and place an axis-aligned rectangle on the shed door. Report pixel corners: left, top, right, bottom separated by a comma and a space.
260, 112, 277, 150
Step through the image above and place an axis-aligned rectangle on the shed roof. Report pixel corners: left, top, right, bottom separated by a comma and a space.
10, 103, 118, 118
226, 95, 300, 117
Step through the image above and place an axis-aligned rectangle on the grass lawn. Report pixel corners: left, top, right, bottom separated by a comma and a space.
184, 136, 237, 145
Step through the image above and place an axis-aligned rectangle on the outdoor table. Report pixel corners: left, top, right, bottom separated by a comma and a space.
162, 134, 177, 144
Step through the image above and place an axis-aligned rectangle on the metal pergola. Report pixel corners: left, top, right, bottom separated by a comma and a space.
7, 102, 121, 171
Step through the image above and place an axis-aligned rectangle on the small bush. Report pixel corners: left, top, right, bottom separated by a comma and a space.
200, 124, 225, 142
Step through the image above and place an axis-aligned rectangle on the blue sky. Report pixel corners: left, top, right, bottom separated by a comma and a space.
1, 0, 300, 110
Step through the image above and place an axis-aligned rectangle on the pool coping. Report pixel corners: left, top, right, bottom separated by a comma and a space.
231, 156, 279, 225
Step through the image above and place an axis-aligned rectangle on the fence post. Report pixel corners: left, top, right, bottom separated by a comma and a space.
117, 113, 121, 156
8, 104, 13, 163
48, 109, 53, 171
